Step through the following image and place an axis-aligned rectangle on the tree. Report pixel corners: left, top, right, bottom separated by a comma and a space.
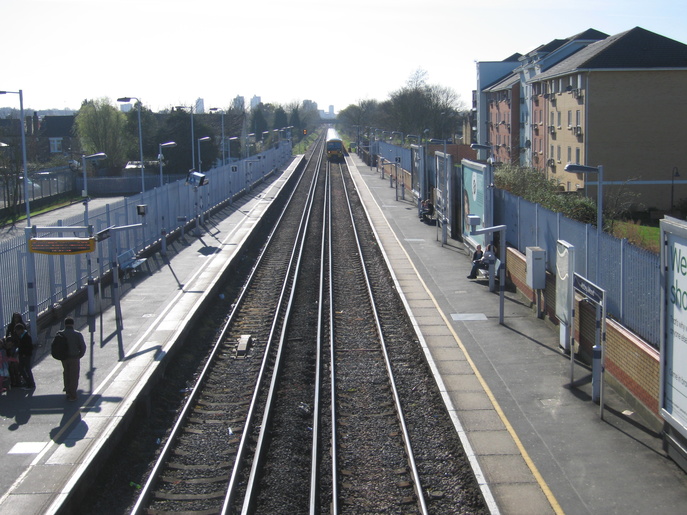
122, 102, 159, 161
250, 105, 268, 141
273, 106, 288, 131
74, 98, 128, 170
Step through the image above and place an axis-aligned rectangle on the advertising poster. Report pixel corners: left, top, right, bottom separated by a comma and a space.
461, 160, 485, 246
662, 227, 687, 432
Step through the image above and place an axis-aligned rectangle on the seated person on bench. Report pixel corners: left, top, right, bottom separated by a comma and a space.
420, 199, 434, 221
467, 244, 495, 279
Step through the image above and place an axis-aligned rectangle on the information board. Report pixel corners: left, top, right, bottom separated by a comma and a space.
29, 237, 96, 255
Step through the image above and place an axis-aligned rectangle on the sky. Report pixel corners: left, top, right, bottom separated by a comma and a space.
3, 0, 687, 114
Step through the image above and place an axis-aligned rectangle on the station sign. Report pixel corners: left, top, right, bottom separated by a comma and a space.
29, 237, 96, 255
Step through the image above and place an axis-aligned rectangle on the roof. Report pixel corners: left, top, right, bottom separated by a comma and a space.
532, 27, 687, 81
485, 72, 520, 92
40, 115, 75, 138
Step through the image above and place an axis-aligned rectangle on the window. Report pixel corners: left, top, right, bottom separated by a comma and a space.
575, 147, 581, 164
567, 110, 572, 128
557, 145, 561, 162
49, 138, 63, 153
567, 146, 572, 163
576, 110, 581, 126
557, 111, 562, 127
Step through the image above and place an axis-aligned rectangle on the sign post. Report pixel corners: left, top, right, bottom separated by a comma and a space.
573, 273, 606, 418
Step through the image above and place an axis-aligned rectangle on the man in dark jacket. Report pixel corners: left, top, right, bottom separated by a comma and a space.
55, 317, 86, 401
14, 323, 35, 390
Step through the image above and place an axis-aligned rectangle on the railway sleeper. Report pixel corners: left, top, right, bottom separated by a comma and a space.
161, 474, 229, 484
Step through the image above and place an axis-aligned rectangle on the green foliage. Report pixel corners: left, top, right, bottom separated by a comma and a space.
75, 98, 128, 169
494, 164, 598, 225
611, 220, 660, 253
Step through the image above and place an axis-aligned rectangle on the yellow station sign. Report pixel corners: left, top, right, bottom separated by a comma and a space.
29, 237, 96, 255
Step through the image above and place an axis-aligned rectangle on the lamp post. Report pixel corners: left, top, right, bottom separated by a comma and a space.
117, 97, 146, 193
564, 163, 603, 259
175, 105, 196, 170
81, 152, 107, 226
197, 136, 211, 172
565, 162, 604, 399
209, 108, 225, 165
158, 141, 176, 187
81, 152, 107, 317
0, 90, 30, 225
671, 167, 680, 212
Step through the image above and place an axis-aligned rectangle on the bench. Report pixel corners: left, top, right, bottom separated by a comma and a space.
477, 259, 502, 280
117, 249, 148, 275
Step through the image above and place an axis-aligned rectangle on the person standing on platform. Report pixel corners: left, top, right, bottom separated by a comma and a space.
55, 317, 86, 401
5, 312, 24, 388
14, 323, 35, 390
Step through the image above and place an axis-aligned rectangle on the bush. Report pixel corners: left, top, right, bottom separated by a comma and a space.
494, 164, 598, 226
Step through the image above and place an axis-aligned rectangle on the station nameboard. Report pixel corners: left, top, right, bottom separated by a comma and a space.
29, 237, 96, 255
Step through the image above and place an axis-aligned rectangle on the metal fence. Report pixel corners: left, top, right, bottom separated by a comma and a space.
0, 166, 74, 209
495, 188, 660, 347
0, 141, 293, 332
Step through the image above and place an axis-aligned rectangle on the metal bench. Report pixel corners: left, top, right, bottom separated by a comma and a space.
117, 249, 147, 275
477, 259, 501, 280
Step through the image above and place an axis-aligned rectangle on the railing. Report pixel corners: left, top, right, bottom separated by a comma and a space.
495, 188, 660, 347
0, 142, 293, 332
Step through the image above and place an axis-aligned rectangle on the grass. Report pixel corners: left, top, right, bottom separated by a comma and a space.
610, 220, 660, 254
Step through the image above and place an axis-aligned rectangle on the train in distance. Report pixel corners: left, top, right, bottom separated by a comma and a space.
326, 128, 344, 162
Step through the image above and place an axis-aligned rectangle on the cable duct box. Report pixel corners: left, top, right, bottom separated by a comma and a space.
526, 247, 546, 290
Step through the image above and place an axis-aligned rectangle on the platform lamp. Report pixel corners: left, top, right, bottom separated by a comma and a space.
197, 136, 211, 172
209, 108, 225, 165
158, 141, 177, 187
81, 152, 107, 318
565, 162, 604, 364
0, 90, 30, 225
81, 152, 107, 227
117, 97, 145, 193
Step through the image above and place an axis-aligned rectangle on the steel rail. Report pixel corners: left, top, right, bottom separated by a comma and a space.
237, 134, 327, 515
309, 160, 330, 513
337, 163, 430, 514
130, 144, 312, 515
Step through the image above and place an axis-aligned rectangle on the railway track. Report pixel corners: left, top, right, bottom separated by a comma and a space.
82, 130, 488, 514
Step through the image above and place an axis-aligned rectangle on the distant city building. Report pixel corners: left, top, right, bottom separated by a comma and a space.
250, 95, 261, 109
232, 96, 245, 111
195, 98, 205, 114
319, 105, 336, 120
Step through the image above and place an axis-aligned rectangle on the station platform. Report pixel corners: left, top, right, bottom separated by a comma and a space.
1, 150, 687, 514
0, 159, 301, 514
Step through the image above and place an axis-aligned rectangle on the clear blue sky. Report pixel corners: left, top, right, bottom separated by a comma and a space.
3, 0, 687, 113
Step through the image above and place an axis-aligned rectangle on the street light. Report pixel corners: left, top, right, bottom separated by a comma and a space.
81, 152, 107, 226
158, 141, 176, 187
197, 136, 211, 172
176, 105, 196, 170
209, 108, 225, 166
117, 97, 145, 193
565, 162, 604, 379
0, 90, 30, 225
81, 152, 106, 317
564, 163, 603, 244
672, 167, 680, 212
